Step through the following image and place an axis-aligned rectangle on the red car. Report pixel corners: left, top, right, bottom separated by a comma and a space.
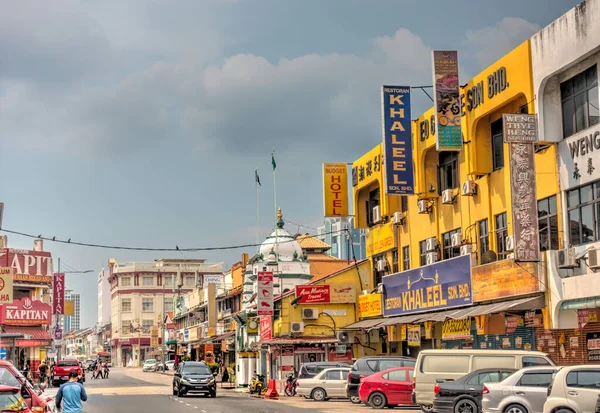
0, 361, 51, 412
358, 366, 415, 409
0, 385, 32, 413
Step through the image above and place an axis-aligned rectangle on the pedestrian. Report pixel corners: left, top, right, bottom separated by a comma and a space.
222, 367, 229, 384
93, 362, 102, 380
103, 362, 109, 379
56, 371, 88, 413
38, 360, 49, 386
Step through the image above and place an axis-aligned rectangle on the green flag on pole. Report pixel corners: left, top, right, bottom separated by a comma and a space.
255, 169, 261, 186
271, 152, 276, 171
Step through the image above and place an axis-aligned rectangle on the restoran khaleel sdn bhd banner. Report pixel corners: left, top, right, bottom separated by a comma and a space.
432, 50, 462, 151
382, 254, 472, 317
322, 163, 349, 217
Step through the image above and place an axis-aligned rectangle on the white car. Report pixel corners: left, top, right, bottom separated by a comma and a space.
143, 359, 157, 372
165, 361, 175, 371
296, 367, 351, 401
544, 365, 600, 413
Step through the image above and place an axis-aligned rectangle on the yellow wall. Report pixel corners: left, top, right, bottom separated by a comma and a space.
352, 40, 561, 277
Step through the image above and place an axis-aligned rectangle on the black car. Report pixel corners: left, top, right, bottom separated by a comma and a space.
298, 362, 352, 379
172, 361, 217, 398
346, 356, 415, 404
433, 368, 516, 413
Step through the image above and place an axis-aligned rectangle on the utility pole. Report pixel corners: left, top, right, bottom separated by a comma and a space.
161, 270, 165, 373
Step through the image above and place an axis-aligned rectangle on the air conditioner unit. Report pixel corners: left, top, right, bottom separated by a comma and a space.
505, 235, 515, 251
442, 189, 454, 205
588, 248, 600, 270
461, 181, 477, 196
372, 205, 382, 224
426, 252, 438, 265
337, 331, 353, 344
426, 237, 438, 252
451, 233, 462, 247
558, 248, 578, 269
460, 244, 472, 256
417, 199, 429, 214
507, 253, 515, 259
302, 308, 319, 320
376, 260, 386, 272
392, 211, 407, 225
290, 322, 305, 333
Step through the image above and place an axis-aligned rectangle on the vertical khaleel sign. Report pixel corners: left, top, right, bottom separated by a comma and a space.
322, 163, 349, 217
381, 86, 414, 195
503, 113, 540, 262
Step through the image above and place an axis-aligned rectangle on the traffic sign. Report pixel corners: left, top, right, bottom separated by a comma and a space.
0, 348, 6, 360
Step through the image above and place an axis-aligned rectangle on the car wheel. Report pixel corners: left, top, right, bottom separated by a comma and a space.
454, 398, 478, 413
505, 404, 528, 413
172, 386, 177, 396
177, 385, 185, 397
350, 396, 362, 404
421, 404, 434, 413
311, 388, 327, 402
387, 405, 398, 409
210, 391, 216, 398
369, 392, 387, 409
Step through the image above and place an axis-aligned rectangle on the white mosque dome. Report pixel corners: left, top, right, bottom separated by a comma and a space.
258, 208, 304, 262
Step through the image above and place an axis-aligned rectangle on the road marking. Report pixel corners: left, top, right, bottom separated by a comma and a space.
180, 400, 184, 403
186, 404, 191, 406
202, 410, 207, 412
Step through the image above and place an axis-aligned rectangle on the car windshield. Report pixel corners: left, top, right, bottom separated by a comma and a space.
0, 369, 21, 388
182, 365, 212, 375
0, 391, 27, 412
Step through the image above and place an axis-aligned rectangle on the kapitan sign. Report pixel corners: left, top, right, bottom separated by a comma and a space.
0, 297, 52, 325
0, 249, 53, 284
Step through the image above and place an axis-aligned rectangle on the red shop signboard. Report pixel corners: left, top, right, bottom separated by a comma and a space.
0, 249, 53, 284
260, 316, 272, 342
0, 298, 52, 325
295, 285, 331, 304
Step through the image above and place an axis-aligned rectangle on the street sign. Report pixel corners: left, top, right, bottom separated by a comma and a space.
0, 348, 6, 360
0, 267, 13, 304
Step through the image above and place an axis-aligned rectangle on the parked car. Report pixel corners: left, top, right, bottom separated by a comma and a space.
0, 361, 51, 412
296, 367, 351, 401
143, 359, 157, 372
165, 361, 175, 371
482, 366, 560, 413
172, 361, 217, 398
544, 365, 600, 413
298, 362, 352, 379
347, 356, 415, 404
414, 349, 554, 413
433, 368, 517, 413
359, 366, 415, 409
51, 360, 85, 387
0, 386, 31, 413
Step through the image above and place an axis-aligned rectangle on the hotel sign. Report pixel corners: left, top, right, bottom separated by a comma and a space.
323, 163, 349, 217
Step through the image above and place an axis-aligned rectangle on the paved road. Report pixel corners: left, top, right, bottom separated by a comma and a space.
42, 368, 419, 413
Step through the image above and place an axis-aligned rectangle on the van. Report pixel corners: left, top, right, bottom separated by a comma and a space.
413, 349, 554, 413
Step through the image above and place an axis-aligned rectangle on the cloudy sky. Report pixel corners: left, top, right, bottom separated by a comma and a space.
0, 0, 580, 327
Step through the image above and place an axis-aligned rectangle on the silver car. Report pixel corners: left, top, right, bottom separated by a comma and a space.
482, 366, 560, 413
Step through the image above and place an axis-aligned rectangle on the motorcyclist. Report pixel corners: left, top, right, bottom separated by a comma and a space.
38, 360, 49, 386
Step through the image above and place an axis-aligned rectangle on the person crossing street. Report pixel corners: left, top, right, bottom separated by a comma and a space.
56, 371, 88, 413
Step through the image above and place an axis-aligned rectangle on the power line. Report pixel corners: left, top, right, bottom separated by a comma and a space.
0, 227, 348, 252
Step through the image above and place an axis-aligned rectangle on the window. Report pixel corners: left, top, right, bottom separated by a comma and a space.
491, 118, 504, 171
142, 297, 154, 312
567, 181, 600, 246
183, 275, 195, 286
365, 360, 378, 372
163, 276, 173, 288
401, 196, 408, 213
420, 240, 427, 266
501, 371, 515, 380
474, 372, 501, 385
478, 219, 489, 255
402, 246, 410, 271
421, 356, 470, 374
379, 360, 403, 371
142, 319, 154, 332
561, 65, 599, 138
522, 357, 552, 368
366, 188, 381, 227
121, 320, 131, 335
438, 151, 458, 192
121, 298, 131, 312
373, 254, 385, 286
324, 370, 342, 380
121, 277, 131, 287
407, 369, 414, 381
387, 370, 408, 382
142, 276, 154, 286
392, 250, 399, 273
442, 228, 461, 260
164, 297, 173, 312
0, 367, 21, 387
518, 372, 554, 387
538, 196, 559, 251
495, 213, 508, 260
566, 370, 600, 389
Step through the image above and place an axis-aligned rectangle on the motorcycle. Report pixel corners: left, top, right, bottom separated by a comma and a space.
248, 372, 266, 395
284, 374, 297, 397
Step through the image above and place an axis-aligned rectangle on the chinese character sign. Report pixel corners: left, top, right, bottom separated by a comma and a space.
257, 272, 274, 316
509, 143, 540, 262
503, 114, 538, 143
433, 51, 462, 151
381, 86, 414, 195
53, 272, 65, 315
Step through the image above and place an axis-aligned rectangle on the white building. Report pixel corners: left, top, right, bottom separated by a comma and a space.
97, 268, 111, 326
532, 0, 600, 329
108, 258, 223, 367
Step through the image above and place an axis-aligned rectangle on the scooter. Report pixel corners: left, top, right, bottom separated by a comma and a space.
248, 372, 266, 395
284, 374, 297, 396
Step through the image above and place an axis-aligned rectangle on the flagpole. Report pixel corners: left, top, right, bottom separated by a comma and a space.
255, 169, 259, 253
272, 150, 278, 256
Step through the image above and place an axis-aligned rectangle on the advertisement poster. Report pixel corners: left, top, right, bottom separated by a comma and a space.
329, 349, 353, 363
442, 318, 471, 341
281, 346, 295, 371
366, 222, 396, 257
257, 272, 274, 316
322, 163, 349, 217
407, 325, 421, 347
472, 260, 540, 301
53, 272, 65, 315
358, 294, 382, 318
509, 143, 540, 262
260, 316, 272, 342
383, 255, 472, 317
432, 51, 462, 151
0, 267, 13, 304
381, 85, 414, 195
295, 284, 355, 304
0, 298, 52, 325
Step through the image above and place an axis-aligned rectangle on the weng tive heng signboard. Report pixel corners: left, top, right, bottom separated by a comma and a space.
381, 86, 414, 195
432, 51, 462, 151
